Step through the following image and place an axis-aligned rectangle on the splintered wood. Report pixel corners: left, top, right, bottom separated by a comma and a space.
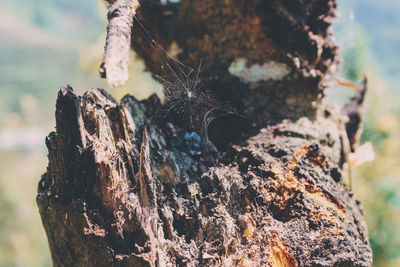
38, 87, 372, 266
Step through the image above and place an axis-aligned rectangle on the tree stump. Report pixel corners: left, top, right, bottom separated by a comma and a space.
37, 0, 373, 266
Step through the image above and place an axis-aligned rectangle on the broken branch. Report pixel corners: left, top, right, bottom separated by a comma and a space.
100, 0, 139, 87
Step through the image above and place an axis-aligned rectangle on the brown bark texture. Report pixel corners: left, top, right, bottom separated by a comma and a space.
37, 0, 373, 266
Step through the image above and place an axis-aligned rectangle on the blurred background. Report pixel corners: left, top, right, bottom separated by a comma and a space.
0, 0, 399, 266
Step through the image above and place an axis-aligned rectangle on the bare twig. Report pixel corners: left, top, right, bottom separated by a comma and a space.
100, 0, 139, 87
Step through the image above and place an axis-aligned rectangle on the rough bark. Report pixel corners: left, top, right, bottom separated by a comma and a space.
37, 0, 372, 266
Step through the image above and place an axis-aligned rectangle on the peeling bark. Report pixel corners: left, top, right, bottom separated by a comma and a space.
38, 0, 372, 266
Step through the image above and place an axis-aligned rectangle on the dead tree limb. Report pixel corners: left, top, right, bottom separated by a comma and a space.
100, 0, 139, 87
38, 0, 373, 266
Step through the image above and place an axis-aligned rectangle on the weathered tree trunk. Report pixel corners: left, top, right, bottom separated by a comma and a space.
37, 0, 372, 266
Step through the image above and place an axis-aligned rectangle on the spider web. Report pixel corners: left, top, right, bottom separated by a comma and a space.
133, 15, 240, 141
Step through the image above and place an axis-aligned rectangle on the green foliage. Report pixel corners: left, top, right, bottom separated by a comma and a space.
0, 48, 78, 124
339, 2, 400, 266
0, 187, 17, 266
0, 1, 106, 266
368, 181, 400, 261
362, 115, 390, 147
0, 151, 51, 267
341, 25, 369, 83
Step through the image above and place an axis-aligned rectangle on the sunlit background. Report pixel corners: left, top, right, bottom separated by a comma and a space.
0, 0, 399, 266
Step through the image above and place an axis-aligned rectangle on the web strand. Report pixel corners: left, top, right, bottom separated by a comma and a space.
133, 15, 193, 75
133, 15, 243, 140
